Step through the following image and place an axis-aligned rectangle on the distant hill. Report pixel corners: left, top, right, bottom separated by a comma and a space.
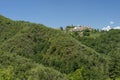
0, 15, 120, 80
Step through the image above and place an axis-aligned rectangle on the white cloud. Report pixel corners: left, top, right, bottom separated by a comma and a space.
110, 21, 114, 24
113, 26, 120, 29
102, 26, 111, 31
102, 26, 120, 31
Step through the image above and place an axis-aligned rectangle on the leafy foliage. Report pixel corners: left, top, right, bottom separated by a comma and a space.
0, 15, 120, 80
0, 50, 66, 80
70, 29, 120, 80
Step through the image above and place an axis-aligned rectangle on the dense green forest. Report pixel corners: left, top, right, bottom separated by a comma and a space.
0, 15, 120, 80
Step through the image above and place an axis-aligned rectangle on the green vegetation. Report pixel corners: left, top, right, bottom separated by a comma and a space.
0, 50, 66, 80
0, 15, 120, 80
69, 29, 120, 80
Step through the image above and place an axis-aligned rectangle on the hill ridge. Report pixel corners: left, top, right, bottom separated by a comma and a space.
0, 15, 120, 80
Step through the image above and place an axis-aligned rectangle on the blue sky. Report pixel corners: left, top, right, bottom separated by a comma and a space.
0, 0, 120, 29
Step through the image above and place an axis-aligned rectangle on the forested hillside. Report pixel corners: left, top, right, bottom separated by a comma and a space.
69, 28, 120, 80
0, 15, 120, 80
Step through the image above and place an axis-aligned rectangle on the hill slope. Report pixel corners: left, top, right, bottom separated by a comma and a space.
0, 50, 66, 80
69, 29, 120, 80
0, 15, 117, 80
